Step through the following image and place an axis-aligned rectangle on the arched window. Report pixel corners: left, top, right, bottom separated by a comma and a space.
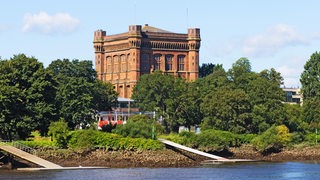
141, 54, 149, 72
154, 54, 161, 70
178, 55, 185, 71
165, 55, 173, 71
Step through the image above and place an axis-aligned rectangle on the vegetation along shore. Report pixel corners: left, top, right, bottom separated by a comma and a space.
1, 53, 320, 168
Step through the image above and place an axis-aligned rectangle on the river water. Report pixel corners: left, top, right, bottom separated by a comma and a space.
0, 162, 319, 180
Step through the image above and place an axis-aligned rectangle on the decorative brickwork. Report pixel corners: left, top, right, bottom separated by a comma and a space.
93, 24, 200, 98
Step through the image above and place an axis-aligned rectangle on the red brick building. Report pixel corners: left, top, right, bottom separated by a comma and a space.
93, 24, 200, 98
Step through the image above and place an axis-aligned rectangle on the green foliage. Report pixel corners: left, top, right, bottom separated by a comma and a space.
195, 130, 239, 152
0, 54, 56, 140
302, 98, 320, 126
132, 72, 192, 132
199, 63, 216, 78
68, 129, 164, 151
112, 115, 164, 139
300, 51, 320, 100
161, 130, 241, 152
47, 59, 117, 129
200, 87, 251, 133
48, 118, 69, 148
18, 140, 57, 149
252, 125, 291, 153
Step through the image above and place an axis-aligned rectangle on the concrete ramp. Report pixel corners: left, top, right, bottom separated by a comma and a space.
159, 139, 228, 160
0, 145, 62, 169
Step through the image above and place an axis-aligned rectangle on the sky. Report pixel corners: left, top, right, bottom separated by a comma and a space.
1, 0, 320, 87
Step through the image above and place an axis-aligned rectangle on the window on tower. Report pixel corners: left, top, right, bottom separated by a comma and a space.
141, 54, 149, 72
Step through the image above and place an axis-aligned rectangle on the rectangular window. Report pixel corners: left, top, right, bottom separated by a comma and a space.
165, 55, 173, 71
154, 55, 161, 70
178, 55, 184, 71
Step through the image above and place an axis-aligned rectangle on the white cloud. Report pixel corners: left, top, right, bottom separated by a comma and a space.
243, 24, 308, 57
0, 24, 9, 32
22, 12, 80, 34
276, 65, 302, 88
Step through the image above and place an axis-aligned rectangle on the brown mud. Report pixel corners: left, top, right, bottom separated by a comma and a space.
37, 145, 320, 168
2, 145, 320, 169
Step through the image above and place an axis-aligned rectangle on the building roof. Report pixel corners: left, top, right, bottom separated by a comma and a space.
142, 24, 172, 33
117, 97, 134, 102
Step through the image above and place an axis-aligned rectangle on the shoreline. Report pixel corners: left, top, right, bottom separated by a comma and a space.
2, 144, 320, 169
38, 144, 320, 168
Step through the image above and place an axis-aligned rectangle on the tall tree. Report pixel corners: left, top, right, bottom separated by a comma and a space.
132, 71, 193, 132
0, 54, 56, 139
47, 59, 117, 129
300, 52, 320, 128
199, 63, 216, 78
301, 51, 320, 100
200, 87, 251, 133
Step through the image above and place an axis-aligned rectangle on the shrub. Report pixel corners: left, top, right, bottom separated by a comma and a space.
195, 130, 238, 152
112, 115, 164, 139
236, 133, 256, 144
251, 125, 291, 153
48, 118, 69, 148
67, 129, 164, 151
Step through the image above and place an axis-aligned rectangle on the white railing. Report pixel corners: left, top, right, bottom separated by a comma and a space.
0, 140, 37, 156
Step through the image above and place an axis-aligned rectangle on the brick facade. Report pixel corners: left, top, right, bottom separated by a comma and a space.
93, 24, 200, 98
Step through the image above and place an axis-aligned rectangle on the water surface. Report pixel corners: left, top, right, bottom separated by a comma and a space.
0, 162, 319, 180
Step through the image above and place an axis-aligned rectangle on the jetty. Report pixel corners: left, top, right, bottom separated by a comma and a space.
0, 141, 110, 171
0, 142, 62, 169
159, 139, 254, 163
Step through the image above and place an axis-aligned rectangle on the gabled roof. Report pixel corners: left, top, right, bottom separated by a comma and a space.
142, 24, 172, 33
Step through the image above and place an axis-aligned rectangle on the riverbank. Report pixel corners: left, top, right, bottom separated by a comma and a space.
34, 144, 320, 168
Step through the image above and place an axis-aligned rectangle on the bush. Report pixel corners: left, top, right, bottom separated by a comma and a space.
195, 130, 238, 152
236, 133, 256, 144
67, 129, 164, 151
48, 118, 69, 148
112, 115, 164, 139
18, 140, 57, 149
251, 125, 291, 153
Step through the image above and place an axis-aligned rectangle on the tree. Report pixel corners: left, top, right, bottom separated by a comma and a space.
48, 118, 69, 148
252, 125, 291, 153
199, 63, 216, 78
300, 51, 320, 100
200, 87, 251, 133
47, 59, 117, 129
132, 71, 190, 132
0, 54, 56, 139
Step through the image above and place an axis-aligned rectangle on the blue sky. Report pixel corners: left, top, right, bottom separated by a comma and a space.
1, 0, 320, 87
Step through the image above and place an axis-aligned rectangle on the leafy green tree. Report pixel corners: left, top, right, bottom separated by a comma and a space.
195, 64, 229, 99
132, 71, 189, 132
228, 57, 253, 89
48, 118, 69, 148
47, 59, 117, 129
175, 82, 203, 130
300, 51, 320, 100
200, 87, 251, 133
246, 69, 284, 133
0, 54, 56, 139
199, 63, 216, 78
252, 125, 291, 153
302, 98, 320, 130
